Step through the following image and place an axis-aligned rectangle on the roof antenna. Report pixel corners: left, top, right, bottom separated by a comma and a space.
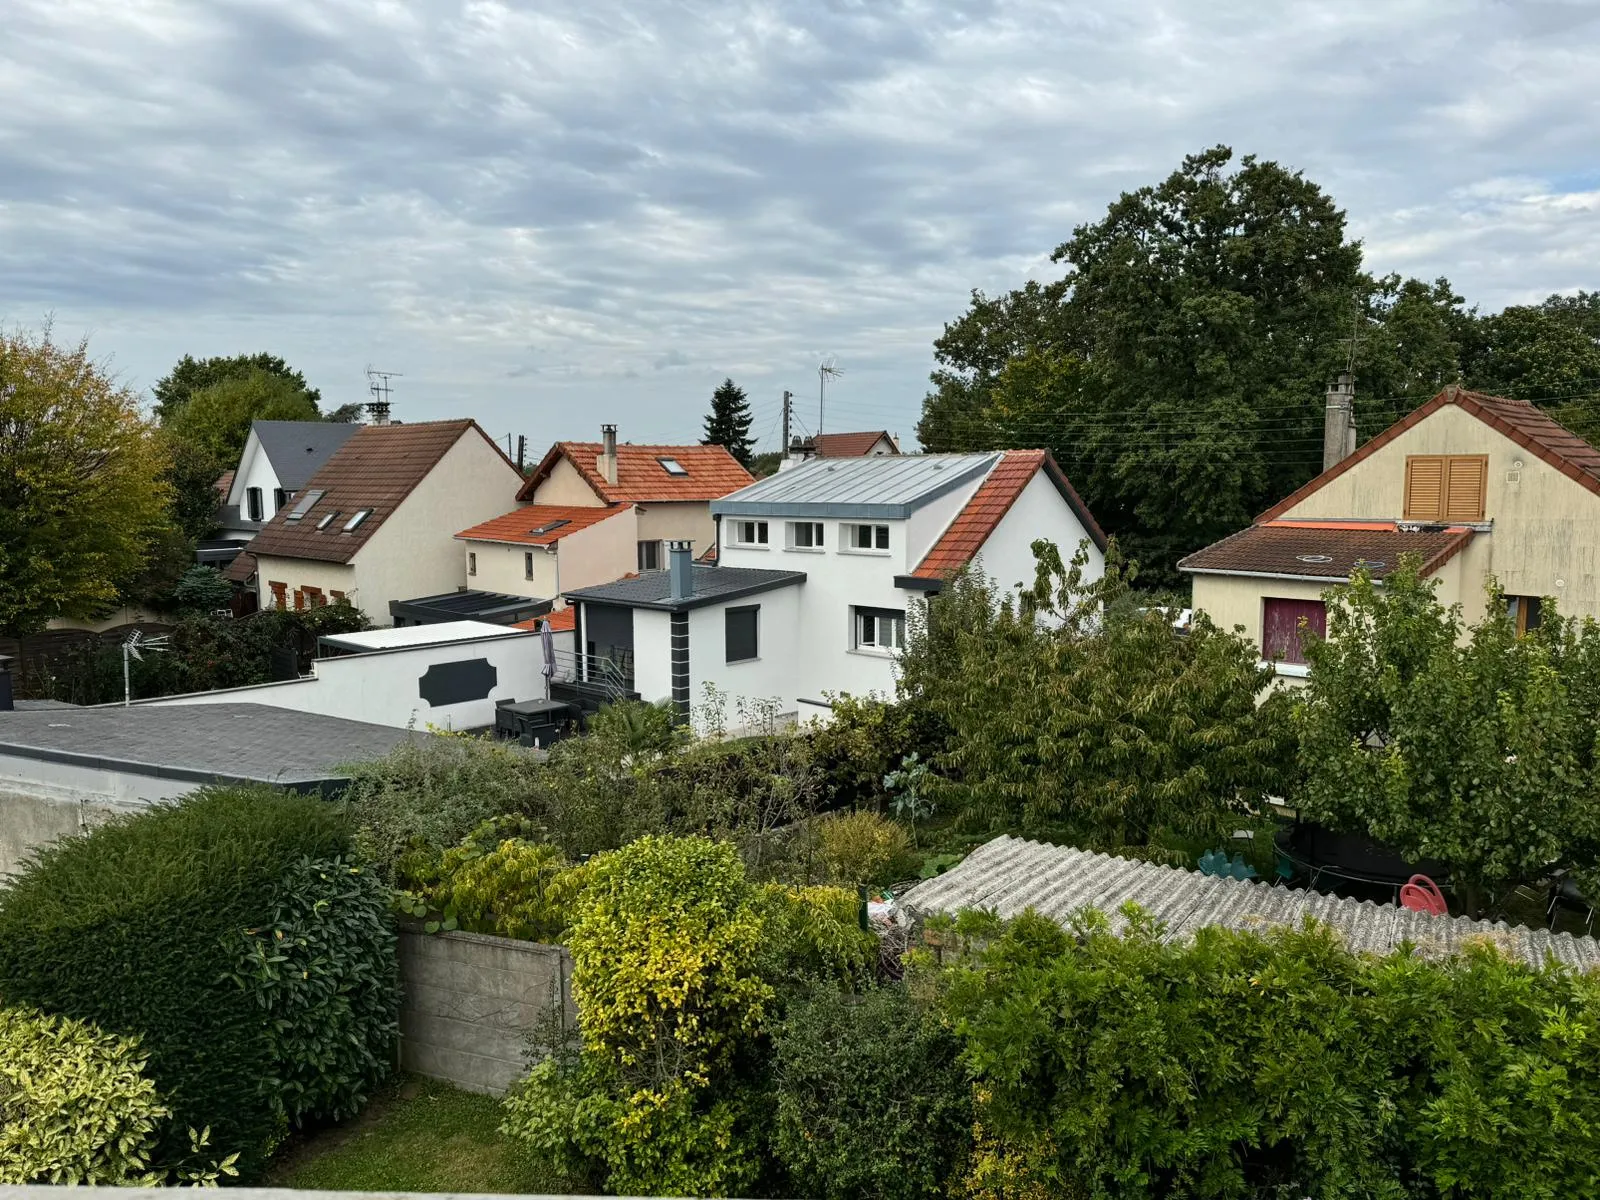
818, 357, 843, 436
364, 366, 402, 425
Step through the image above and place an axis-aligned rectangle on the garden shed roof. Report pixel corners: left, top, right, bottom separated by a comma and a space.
901, 835, 1600, 972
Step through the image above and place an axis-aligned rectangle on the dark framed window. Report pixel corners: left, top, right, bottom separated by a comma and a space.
638, 540, 662, 570
273, 487, 292, 513
1262, 597, 1326, 665
246, 487, 264, 522
525, 551, 536, 579
1507, 595, 1543, 635
854, 606, 905, 651
726, 605, 759, 663
467, 551, 477, 576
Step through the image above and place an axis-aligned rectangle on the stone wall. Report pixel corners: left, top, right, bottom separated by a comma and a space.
398, 927, 575, 1095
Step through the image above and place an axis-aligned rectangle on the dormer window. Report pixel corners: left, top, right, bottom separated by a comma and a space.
657, 457, 688, 476
343, 509, 372, 532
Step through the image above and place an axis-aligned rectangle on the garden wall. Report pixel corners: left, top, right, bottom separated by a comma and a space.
398, 927, 575, 1094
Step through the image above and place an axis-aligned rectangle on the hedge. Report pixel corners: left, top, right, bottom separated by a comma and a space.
0, 787, 398, 1177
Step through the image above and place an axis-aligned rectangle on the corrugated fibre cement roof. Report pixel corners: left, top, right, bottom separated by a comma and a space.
900, 835, 1600, 972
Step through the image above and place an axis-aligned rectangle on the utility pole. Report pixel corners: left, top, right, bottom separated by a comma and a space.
781, 390, 792, 456
516, 434, 527, 472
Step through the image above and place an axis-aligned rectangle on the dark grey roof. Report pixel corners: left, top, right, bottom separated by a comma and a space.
11, 699, 79, 711
0, 703, 435, 789
565, 566, 805, 611
711, 452, 1001, 520
901, 835, 1600, 972
252, 420, 362, 491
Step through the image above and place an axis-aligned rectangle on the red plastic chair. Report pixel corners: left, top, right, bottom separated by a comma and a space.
1399, 874, 1448, 916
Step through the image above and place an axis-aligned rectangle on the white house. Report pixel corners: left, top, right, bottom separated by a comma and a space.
563, 450, 1106, 731
217, 420, 361, 541
225, 419, 526, 625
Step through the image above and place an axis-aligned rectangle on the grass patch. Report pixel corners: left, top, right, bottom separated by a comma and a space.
268, 1074, 575, 1194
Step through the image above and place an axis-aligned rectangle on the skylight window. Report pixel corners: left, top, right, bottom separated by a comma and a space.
657, 457, 688, 477
316, 511, 342, 531
343, 509, 372, 532
529, 519, 570, 537
285, 489, 325, 521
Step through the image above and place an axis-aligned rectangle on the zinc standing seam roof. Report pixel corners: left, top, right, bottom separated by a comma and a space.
900, 835, 1600, 972
710, 452, 1002, 518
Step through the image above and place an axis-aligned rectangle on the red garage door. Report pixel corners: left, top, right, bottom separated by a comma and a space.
1263, 598, 1326, 664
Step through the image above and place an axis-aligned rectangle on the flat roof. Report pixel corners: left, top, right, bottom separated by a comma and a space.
565, 566, 805, 612
320, 620, 529, 652
0, 703, 436, 789
711, 452, 1000, 520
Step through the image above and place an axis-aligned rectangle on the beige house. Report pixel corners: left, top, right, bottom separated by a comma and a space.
458, 425, 754, 596
1181, 387, 1600, 678
225, 420, 526, 625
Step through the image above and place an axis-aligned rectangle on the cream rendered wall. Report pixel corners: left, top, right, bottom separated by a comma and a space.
556, 506, 640, 594
467, 539, 560, 600
1282, 404, 1600, 620
1190, 574, 1329, 651
530, 456, 607, 507
252, 556, 358, 613
969, 471, 1106, 595
636, 502, 718, 558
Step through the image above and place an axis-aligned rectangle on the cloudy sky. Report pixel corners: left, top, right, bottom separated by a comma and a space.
3, 0, 1597, 453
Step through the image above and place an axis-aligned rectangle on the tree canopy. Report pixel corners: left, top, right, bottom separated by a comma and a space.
919, 146, 1600, 581
162, 367, 321, 464
152, 352, 321, 423
701, 377, 755, 468
0, 326, 172, 635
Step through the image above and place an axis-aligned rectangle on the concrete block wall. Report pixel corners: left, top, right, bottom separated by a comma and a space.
398, 927, 575, 1095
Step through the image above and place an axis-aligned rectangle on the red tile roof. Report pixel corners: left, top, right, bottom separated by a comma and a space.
456, 504, 631, 546
518, 441, 753, 504
247, 421, 514, 565
1259, 387, 1600, 522
223, 551, 256, 584
1179, 520, 1476, 581
906, 449, 1107, 582
214, 469, 235, 497
513, 607, 577, 632
814, 430, 899, 457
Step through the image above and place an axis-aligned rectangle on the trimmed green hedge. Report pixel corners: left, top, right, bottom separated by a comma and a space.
0, 787, 398, 1177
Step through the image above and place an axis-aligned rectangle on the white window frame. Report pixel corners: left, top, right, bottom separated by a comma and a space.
841, 523, 891, 554
787, 521, 824, 551
731, 519, 769, 548
853, 606, 906, 653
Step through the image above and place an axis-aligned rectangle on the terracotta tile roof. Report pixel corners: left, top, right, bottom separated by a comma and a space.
814, 430, 899, 457
907, 449, 1107, 582
518, 441, 753, 504
1260, 386, 1600, 522
456, 504, 631, 546
1179, 520, 1476, 580
512, 607, 577, 632
247, 420, 512, 565
214, 469, 235, 497
223, 551, 256, 583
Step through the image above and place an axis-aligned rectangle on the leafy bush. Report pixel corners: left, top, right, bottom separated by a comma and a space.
933, 905, 1600, 1200
816, 809, 913, 887
171, 564, 233, 613
773, 985, 972, 1200
398, 817, 580, 941
808, 694, 948, 810
0, 787, 394, 1177
0, 1004, 170, 1184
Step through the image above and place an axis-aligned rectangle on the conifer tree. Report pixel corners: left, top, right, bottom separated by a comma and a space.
701, 378, 755, 469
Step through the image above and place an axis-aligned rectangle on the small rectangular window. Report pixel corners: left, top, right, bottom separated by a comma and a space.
468, 551, 477, 576
845, 523, 890, 551
638, 540, 662, 571
1262, 598, 1327, 665
1404, 455, 1487, 522
788, 521, 824, 549
853, 606, 906, 651
734, 520, 769, 546
246, 487, 264, 522
726, 605, 759, 663
525, 551, 535, 579
343, 508, 372, 532
1507, 595, 1544, 635
273, 487, 291, 513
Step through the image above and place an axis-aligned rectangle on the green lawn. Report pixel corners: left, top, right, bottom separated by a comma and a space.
268, 1074, 577, 1194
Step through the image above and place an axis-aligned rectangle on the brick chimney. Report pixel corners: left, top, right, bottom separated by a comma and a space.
1323, 373, 1356, 471
668, 540, 694, 601
599, 424, 619, 487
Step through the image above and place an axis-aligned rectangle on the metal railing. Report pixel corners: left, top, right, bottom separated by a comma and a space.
549, 647, 634, 701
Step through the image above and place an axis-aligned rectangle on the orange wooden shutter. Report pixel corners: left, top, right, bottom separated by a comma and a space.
1404, 456, 1445, 520
1443, 455, 1487, 521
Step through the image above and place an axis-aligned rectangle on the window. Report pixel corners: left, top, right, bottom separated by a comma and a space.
1507, 595, 1544, 635
726, 605, 759, 663
854, 606, 906, 652
732, 520, 769, 547
638, 540, 663, 571
273, 487, 291, 513
525, 551, 536, 579
245, 487, 264, 522
788, 521, 824, 549
315, 511, 341, 530
1262, 598, 1326, 665
343, 509, 372, 532
468, 551, 477, 576
1404, 455, 1488, 522
657, 457, 688, 476
844, 523, 890, 551
268, 580, 287, 611
285, 489, 325, 521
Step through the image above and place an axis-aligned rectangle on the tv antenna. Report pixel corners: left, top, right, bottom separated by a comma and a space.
364, 366, 402, 425
818, 357, 843, 436
122, 629, 170, 707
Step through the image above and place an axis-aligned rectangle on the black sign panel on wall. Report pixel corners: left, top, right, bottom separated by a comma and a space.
418, 658, 499, 707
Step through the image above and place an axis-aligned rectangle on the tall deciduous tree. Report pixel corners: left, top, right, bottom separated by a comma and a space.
164, 368, 320, 464
0, 327, 172, 635
1296, 559, 1600, 916
152, 352, 321, 423
701, 378, 755, 468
